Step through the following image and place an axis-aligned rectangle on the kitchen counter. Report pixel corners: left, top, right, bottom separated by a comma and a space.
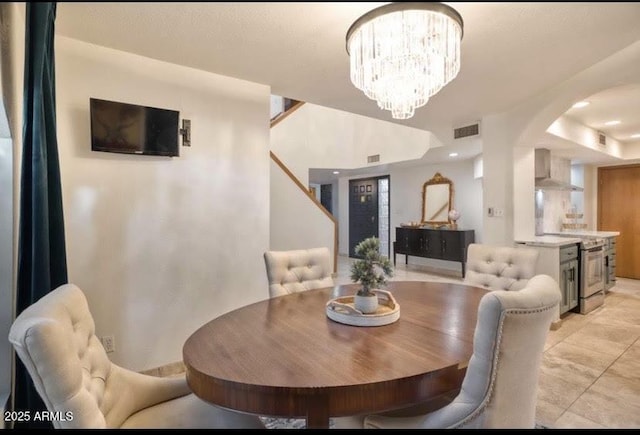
515, 235, 582, 247
546, 230, 620, 238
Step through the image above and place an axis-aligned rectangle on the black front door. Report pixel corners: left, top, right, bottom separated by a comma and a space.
320, 184, 332, 214
349, 178, 379, 258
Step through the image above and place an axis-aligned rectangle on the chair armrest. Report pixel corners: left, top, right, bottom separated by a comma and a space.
109, 364, 191, 415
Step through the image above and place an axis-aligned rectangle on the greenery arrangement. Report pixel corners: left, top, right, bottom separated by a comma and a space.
350, 236, 393, 297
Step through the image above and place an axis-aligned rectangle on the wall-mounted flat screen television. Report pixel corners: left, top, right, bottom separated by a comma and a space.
90, 98, 180, 157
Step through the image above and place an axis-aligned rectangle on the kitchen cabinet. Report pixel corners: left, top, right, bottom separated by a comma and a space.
559, 244, 579, 314
515, 236, 581, 316
394, 227, 475, 277
545, 231, 619, 292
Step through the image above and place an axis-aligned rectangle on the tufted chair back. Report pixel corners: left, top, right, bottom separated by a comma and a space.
362, 274, 561, 429
464, 243, 539, 291
8, 284, 266, 429
264, 247, 334, 298
9, 284, 129, 428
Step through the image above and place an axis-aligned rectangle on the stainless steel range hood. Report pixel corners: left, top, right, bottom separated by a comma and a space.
534, 148, 583, 192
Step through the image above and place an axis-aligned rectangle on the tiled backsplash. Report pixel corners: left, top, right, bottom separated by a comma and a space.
542, 190, 572, 233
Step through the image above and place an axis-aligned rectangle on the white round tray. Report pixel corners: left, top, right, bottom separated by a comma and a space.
326, 289, 400, 327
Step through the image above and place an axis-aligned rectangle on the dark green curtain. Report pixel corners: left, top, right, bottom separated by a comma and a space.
14, 2, 67, 428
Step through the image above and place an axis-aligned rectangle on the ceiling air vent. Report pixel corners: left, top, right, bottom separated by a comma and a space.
598, 132, 607, 147
367, 154, 380, 163
454, 123, 480, 139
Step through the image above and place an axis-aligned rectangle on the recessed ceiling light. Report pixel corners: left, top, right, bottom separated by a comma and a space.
631, 134, 640, 139
604, 120, 621, 126
332, 171, 340, 175
572, 101, 590, 109
449, 152, 458, 157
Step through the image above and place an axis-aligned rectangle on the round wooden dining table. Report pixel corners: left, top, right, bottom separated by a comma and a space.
183, 281, 488, 429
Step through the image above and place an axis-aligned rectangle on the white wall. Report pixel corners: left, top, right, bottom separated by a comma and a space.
584, 164, 599, 229
56, 37, 271, 371
338, 159, 482, 273
271, 103, 437, 185
547, 115, 623, 159
622, 142, 640, 160
270, 160, 335, 266
481, 114, 514, 245
473, 155, 483, 179
513, 147, 536, 241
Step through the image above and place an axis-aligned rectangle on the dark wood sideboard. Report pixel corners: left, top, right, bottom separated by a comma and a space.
394, 227, 475, 277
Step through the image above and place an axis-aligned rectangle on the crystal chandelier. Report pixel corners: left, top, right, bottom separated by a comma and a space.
346, 2, 464, 120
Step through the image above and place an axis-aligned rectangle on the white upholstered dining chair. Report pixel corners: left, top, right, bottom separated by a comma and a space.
464, 243, 539, 291
8, 283, 265, 429
335, 274, 561, 429
263, 247, 334, 298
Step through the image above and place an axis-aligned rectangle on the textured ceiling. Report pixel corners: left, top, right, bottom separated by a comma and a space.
55, 2, 640, 171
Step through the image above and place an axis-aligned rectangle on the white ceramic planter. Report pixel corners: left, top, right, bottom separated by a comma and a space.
354, 293, 379, 314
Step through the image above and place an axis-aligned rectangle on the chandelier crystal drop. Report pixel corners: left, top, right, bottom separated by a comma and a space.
346, 3, 463, 120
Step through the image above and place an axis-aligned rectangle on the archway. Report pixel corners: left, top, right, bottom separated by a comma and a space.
480, 39, 640, 244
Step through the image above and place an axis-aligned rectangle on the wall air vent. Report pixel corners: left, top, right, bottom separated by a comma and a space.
598, 132, 607, 147
454, 123, 480, 139
367, 154, 380, 163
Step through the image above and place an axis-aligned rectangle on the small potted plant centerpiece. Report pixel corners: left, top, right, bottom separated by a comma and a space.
350, 236, 394, 314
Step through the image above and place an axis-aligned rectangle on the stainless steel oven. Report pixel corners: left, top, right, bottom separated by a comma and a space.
579, 238, 605, 314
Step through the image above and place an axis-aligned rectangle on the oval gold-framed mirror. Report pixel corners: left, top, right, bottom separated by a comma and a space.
421, 172, 454, 225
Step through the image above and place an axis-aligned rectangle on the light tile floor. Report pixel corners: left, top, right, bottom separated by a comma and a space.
336, 255, 640, 429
